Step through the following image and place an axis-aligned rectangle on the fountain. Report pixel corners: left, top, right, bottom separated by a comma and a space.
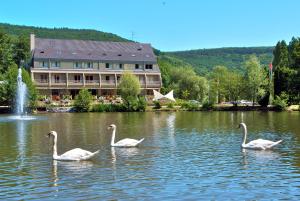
0, 68, 45, 122
16, 68, 27, 115
5, 68, 36, 121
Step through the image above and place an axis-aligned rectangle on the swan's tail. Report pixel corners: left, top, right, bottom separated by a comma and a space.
268, 140, 283, 149
82, 150, 100, 160
137, 138, 145, 145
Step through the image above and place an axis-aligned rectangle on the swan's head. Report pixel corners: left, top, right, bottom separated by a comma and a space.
47, 131, 57, 137
238, 123, 246, 129
108, 124, 116, 130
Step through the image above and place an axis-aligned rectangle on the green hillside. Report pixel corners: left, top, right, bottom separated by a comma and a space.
0, 23, 129, 42
0, 23, 274, 74
165, 47, 274, 75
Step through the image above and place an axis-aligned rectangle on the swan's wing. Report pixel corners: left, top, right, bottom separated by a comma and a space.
246, 139, 281, 149
115, 138, 142, 147
59, 148, 93, 160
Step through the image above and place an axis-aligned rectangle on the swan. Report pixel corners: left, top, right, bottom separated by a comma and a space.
239, 123, 282, 150
47, 131, 100, 161
108, 124, 144, 147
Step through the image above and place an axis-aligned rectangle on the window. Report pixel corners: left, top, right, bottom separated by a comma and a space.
74, 62, 82, 68
86, 62, 93, 69
145, 64, 153, 70
119, 64, 123, 69
40, 61, 48, 68
105, 63, 111, 69
135, 64, 140, 69
40, 74, 48, 83
74, 75, 81, 83
51, 61, 60, 68
117, 76, 120, 81
86, 75, 93, 81
54, 75, 60, 83
105, 76, 110, 81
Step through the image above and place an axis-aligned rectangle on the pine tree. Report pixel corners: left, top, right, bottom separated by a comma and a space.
273, 40, 290, 96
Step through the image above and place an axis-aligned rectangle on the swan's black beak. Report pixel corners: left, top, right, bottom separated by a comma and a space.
46, 132, 51, 138
107, 126, 112, 130
237, 124, 241, 129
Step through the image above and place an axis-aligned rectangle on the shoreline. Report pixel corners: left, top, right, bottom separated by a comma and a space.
1, 105, 299, 114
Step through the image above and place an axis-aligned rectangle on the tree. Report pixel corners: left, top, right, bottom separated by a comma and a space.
0, 31, 14, 74
224, 71, 244, 103
169, 67, 208, 101
208, 66, 228, 103
118, 71, 141, 108
244, 55, 267, 105
13, 35, 30, 66
273, 40, 292, 96
288, 37, 300, 102
74, 89, 93, 112
0, 64, 37, 109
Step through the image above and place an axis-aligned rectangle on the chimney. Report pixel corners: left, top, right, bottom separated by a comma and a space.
30, 34, 35, 52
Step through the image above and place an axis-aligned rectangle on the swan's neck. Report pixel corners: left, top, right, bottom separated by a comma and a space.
111, 128, 116, 146
52, 135, 58, 158
241, 125, 247, 145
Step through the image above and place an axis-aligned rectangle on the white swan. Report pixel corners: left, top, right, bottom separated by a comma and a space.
239, 123, 282, 150
108, 124, 144, 147
47, 131, 99, 161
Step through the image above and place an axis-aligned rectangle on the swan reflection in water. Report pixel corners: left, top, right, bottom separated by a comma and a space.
111, 147, 140, 161
241, 148, 282, 167
51, 160, 94, 187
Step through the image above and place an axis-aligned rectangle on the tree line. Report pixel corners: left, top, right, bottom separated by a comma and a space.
273, 37, 300, 104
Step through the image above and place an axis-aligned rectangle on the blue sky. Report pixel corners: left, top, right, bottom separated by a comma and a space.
1, 0, 300, 51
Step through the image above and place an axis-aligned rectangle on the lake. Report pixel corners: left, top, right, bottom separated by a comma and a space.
0, 111, 300, 200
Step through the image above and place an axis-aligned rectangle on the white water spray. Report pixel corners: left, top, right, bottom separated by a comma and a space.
16, 68, 28, 115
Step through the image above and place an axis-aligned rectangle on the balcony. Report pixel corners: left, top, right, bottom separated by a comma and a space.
85, 80, 100, 86
68, 80, 83, 86
101, 80, 116, 88
34, 79, 49, 86
147, 81, 161, 88
51, 80, 67, 86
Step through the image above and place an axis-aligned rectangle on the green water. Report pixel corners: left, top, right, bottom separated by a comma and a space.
0, 111, 299, 200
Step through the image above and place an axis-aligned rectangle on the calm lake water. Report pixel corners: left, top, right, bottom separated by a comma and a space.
0, 111, 300, 200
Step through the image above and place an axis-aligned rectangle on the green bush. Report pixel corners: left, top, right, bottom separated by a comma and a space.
167, 102, 174, 109
180, 101, 199, 111
202, 100, 214, 110
153, 101, 161, 109
136, 96, 147, 112
74, 89, 93, 112
91, 103, 126, 112
273, 92, 288, 111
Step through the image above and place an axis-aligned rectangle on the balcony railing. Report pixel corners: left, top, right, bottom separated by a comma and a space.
34, 79, 49, 85
68, 80, 83, 85
147, 81, 161, 87
51, 80, 67, 85
101, 80, 116, 87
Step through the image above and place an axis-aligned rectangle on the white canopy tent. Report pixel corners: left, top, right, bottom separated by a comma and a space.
153, 90, 176, 102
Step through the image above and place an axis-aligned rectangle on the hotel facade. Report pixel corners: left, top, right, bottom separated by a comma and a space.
30, 34, 161, 98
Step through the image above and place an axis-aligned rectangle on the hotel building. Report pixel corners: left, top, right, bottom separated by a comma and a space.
30, 34, 161, 98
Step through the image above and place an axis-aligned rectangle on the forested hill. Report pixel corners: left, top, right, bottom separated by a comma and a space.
0, 23, 129, 42
0, 23, 274, 74
165, 47, 274, 75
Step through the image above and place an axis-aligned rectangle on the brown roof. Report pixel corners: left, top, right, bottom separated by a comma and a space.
33, 38, 157, 63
